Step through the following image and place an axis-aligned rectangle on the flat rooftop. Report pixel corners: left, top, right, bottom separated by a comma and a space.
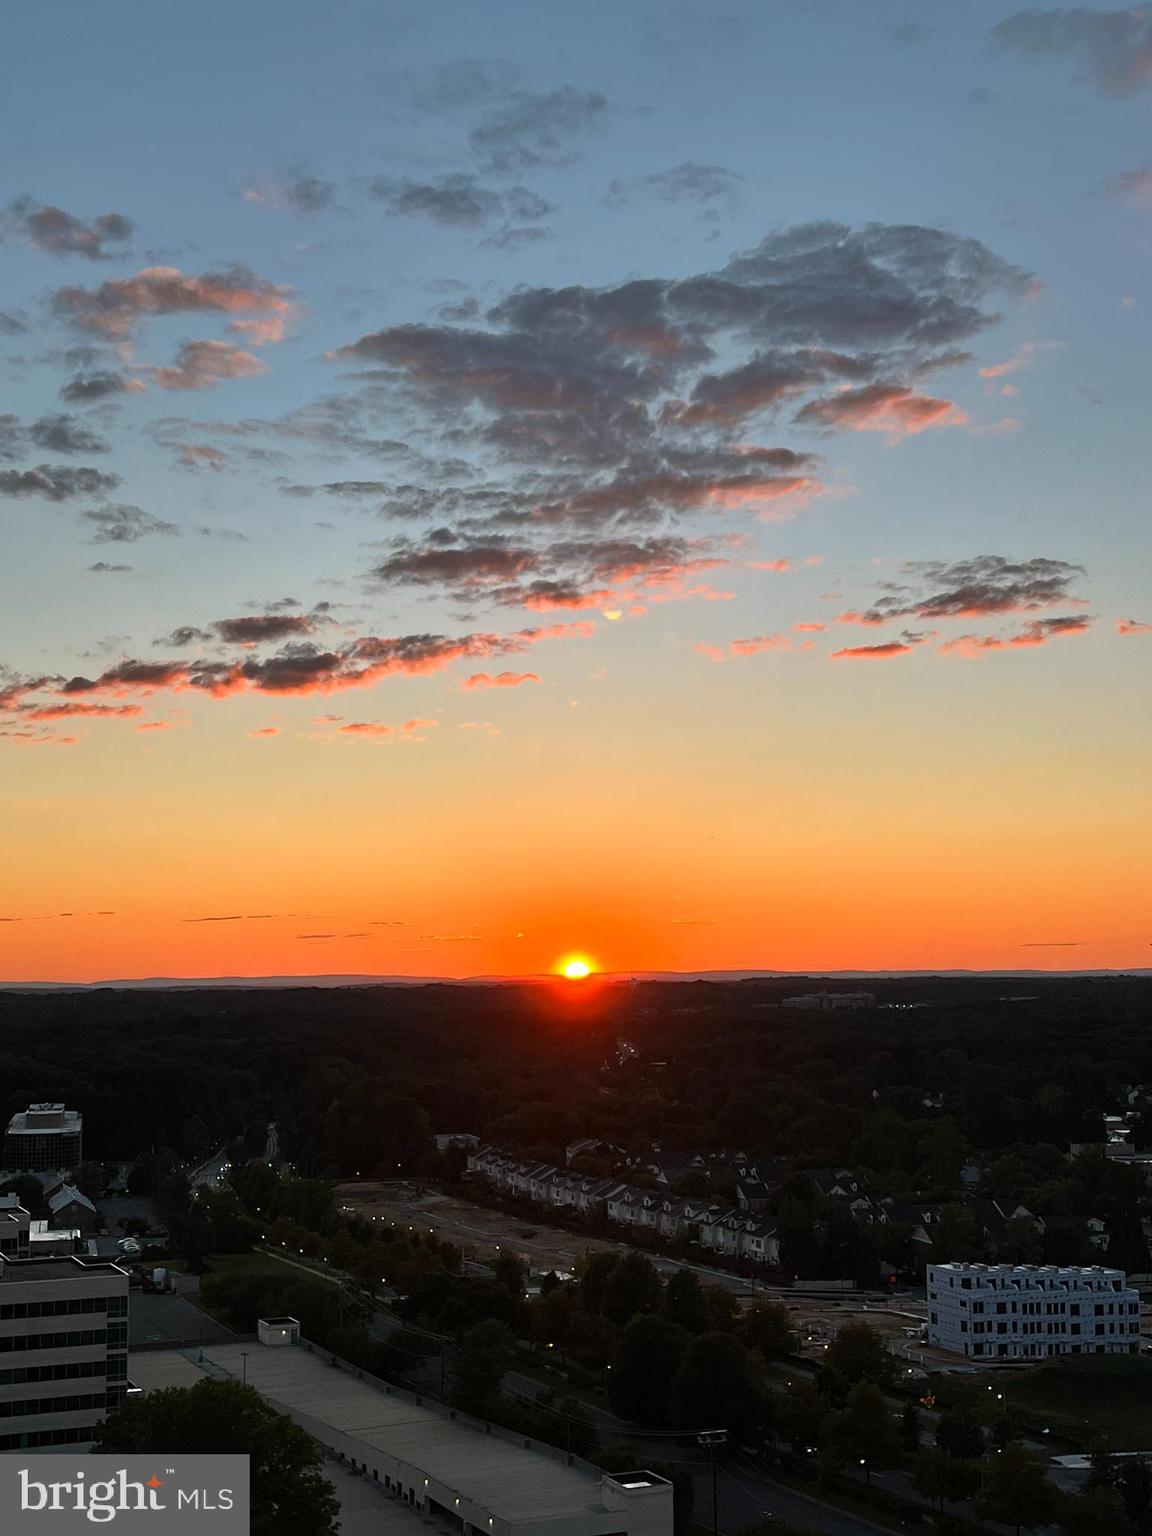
1, 1255, 125, 1279
6, 1106, 82, 1133
132, 1343, 616, 1524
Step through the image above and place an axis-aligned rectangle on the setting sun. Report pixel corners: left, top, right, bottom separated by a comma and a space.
561, 957, 593, 980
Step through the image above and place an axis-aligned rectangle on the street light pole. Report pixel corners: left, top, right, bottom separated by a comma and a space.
241, 1351, 249, 1385
697, 1429, 728, 1536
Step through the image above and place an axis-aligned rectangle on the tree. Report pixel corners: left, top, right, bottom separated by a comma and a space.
93, 1378, 339, 1536
912, 1449, 979, 1510
0, 1175, 48, 1218
579, 1250, 623, 1316
609, 1315, 690, 1427
1001, 1214, 1044, 1264
900, 1399, 922, 1454
669, 1332, 769, 1440
935, 1408, 985, 1460
740, 1299, 796, 1360
602, 1251, 663, 1326
933, 1202, 983, 1262
1059, 1486, 1136, 1536
493, 1250, 526, 1297
777, 1380, 828, 1454
917, 1118, 969, 1193
451, 1318, 514, 1418
662, 1268, 710, 1334
827, 1381, 900, 1470
824, 1321, 892, 1386
531, 1285, 575, 1352
169, 1205, 214, 1273
75, 1161, 109, 1201
776, 1198, 822, 1277
1117, 1461, 1152, 1533
978, 1442, 1059, 1535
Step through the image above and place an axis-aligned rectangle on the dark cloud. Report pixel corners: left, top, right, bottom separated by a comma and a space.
0, 464, 120, 500
82, 504, 180, 543
60, 370, 143, 403
28, 413, 110, 455
333, 223, 1030, 468
370, 173, 502, 228
163, 612, 324, 647
1, 414, 110, 458
990, 7, 1152, 96
1107, 161, 1152, 206
840, 556, 1086, 626
606, 162, 743, 216
414, 58, 520, 112
0, 312, 28, 336
369, 174, 554, 234
370, 530, 724, 609
325, 217, 1026, 558
436, 297, 481, 322
2, 197, 134, 260
148, 394, 412, 462
480, 224, 552, 251
469, 86, 612, 172
162, 626, 213, 647
88, 562, 133, 573
213, 615, 318, 645
244, 173, 338, 214
0, 621, 592, 720
890, 22, 931, 43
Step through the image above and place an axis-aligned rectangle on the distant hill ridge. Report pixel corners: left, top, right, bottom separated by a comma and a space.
2, 967, 1150, 991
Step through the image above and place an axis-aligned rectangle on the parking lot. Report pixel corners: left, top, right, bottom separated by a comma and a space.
129, 1290, 237, 1350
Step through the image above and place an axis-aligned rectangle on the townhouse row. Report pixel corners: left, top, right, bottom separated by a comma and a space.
465, 1147, 781, 1267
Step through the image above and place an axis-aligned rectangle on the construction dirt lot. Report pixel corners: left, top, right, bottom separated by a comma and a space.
334, 1180, 932, 1367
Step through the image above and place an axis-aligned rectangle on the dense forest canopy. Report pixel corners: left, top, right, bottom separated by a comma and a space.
1, 976, 1149, 1175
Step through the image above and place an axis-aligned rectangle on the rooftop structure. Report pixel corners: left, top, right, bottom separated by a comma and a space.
3, 1104, 83, 1175
927, 1262, 1142, 1361
131, 1339, 672, 1536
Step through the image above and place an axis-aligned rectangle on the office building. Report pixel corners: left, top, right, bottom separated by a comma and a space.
0, 1253, 129, 1451
927, 1262, 1142, 1360
3, 1105, 83, 1175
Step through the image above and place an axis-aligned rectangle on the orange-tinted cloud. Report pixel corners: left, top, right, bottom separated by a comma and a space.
793, 622, 826, 632
52, 264, 296, 340
939, 615, 1092, 656
462, 671, 540, 690
22, 702, 143, 721
247, 726, 280, 737
1117, 617, 1152, 636
695, 634, 790, 661
0, 623, 591, 719
147, 340, 267, 392
177, 444, 231, 471
830, 641, 915, 660
797, 383, 967, 439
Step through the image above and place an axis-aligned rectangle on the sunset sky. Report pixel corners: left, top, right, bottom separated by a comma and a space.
2, 0, 1149, 981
